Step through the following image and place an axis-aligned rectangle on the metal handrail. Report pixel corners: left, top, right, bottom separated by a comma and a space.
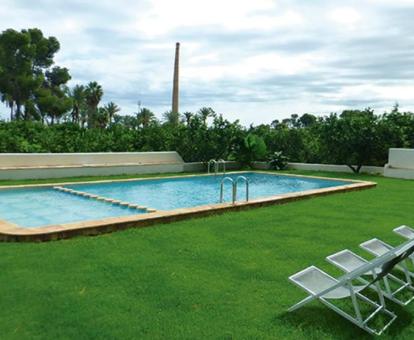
217, 159, 226, 175
235, 176, 249, 202
220, 176, 249, 204
208, 159, 227, 176
220, 176, 235, 203
208, 159, 217, 174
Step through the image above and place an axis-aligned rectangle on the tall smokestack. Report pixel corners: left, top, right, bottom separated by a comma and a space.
172, 42, 180, 113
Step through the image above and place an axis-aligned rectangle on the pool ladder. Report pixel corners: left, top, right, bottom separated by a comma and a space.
208, 159, 226, 176
219, 176, 249, 204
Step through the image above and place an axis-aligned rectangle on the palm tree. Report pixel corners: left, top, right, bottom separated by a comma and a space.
197, 107, 215, 125
103, 101, 120, 124
69, 85, 86, 126
136, 108, 155, 128
162, 110, 180, 126
183, 111, 193, 126
95, 107, 110, 129
84, 81, 103, 128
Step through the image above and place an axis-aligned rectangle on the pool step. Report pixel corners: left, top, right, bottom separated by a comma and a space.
53, 186, 156, 213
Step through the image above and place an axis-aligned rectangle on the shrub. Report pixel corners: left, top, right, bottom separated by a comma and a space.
234, 133, 267, 167
268, 151, 288, 170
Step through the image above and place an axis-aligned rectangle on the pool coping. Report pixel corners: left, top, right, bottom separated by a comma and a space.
0, 171, 376, 242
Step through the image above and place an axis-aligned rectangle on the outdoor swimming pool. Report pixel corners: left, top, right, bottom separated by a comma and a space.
0, 172, 351, 229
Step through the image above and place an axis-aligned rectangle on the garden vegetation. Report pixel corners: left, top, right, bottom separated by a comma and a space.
1, 28, 414, 172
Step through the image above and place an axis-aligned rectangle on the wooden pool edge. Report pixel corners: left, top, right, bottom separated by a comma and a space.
0, 179, 376, 242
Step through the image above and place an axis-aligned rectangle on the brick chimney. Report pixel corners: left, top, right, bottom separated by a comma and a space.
172, 42, 180, 113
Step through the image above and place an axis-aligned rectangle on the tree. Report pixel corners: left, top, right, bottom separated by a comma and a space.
23, 98, 42, 121
0, 28, 60, 120
69, 85, 86, 126
162, 110, 180, 126
183, 111, 193, 125
136, 108, 156, 128
85, 81, 103, 128
319, 109, 380, 173
376, 105, 414, 164
298, 113, 317, 127
282, 114, 300, 128
113, 114, 139, 130
197, 107, 216, 125
35, 66, 72, 124
103, 101, 120, 125
1, 93, 14, 120
94, 107, 110, 129
90, 103, 121, 129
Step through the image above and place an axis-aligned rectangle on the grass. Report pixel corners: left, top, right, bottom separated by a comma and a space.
1, 170, 414, 339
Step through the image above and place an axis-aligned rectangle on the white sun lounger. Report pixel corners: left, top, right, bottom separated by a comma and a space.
360, 238, 393, 257
326, 249, 414, 306
289, 238, 414, 335
289, 265, 396, 335
360, 238, 414, 275
394, 225, 414, 240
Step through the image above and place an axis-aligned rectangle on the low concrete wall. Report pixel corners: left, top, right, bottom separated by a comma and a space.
0, 152, 185, 180
288, 162, 383, 174
0, 152, 183, 168
183, 162, 205, 172
251, 162, 269, 170
384, 148, 414, 179
252, 162, 384, 174
0, 153, 241, 180
0, 163, 184, 180
384, 167, 414, 180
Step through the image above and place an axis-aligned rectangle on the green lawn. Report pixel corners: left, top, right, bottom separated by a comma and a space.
1, 170, 414, 339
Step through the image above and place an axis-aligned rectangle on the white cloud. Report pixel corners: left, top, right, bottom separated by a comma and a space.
1, 0, 414, 125
328, 7, 362, 28
123, 0, 304, 37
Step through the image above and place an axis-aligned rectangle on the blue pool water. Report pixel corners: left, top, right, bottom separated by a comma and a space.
0, 172, 349, 228
0, 188, 142, 228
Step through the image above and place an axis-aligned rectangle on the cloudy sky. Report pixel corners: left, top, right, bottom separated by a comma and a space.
1, 0, 414, 125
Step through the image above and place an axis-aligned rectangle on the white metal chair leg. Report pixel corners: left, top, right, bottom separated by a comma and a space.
348, 280, 363, 322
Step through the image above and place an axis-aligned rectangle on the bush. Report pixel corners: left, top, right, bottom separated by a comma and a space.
268, 151, 288, 170
234, 133, 267, 167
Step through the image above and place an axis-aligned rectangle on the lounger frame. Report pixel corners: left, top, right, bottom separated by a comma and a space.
289, 266, 396, 335
289, 237, 414, 335
327, 249, 414, 306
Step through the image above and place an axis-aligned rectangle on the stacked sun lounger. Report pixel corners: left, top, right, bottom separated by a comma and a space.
288, 225, 414, 335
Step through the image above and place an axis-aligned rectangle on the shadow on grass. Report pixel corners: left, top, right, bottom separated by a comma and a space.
276, 304, 412, 339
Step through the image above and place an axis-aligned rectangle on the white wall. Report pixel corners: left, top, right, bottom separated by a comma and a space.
4, 150, 406, 180
288, 162, 383, 174
0, 154, 240, 180
0, 152, 183, 168
384, 148, 414, 179
0, 152, 185, 180
387, 148, 414, 170
0, 163, 185, 180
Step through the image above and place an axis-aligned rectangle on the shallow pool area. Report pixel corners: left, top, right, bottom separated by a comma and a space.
0, 188, 144, 228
